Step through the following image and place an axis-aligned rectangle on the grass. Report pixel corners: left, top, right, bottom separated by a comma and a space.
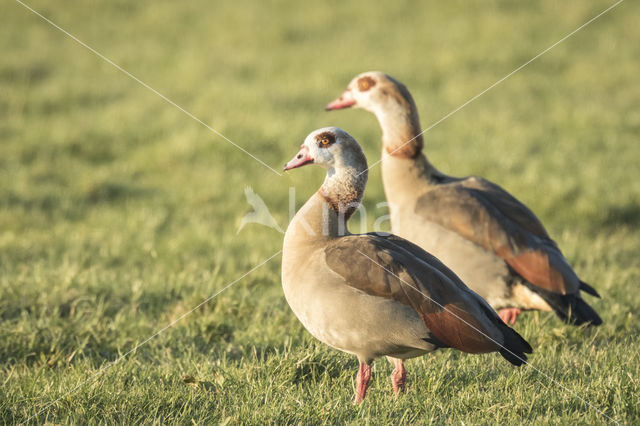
1, 0, 639, 423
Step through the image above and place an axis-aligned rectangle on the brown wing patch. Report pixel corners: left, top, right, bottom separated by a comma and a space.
416, 180, 579, 295
421, 304, 499, 353
505, 251, 566, 293
462, 177, 550, 239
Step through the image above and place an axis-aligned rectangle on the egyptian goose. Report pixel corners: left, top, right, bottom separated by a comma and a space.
326, 71, 602, 326
282, 127, 532, 403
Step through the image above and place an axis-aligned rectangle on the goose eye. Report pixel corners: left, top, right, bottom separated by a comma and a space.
315, 132, 336, 148
357, 76, 376, 92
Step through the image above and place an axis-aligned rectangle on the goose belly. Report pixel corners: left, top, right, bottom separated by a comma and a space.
282, 257, 434, 361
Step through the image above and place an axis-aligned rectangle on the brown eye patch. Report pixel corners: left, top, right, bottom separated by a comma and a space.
315, 132, 336, 148
357, 76, 376, 92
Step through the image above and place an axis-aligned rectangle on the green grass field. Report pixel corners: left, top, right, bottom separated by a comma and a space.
2, 0, 639, 423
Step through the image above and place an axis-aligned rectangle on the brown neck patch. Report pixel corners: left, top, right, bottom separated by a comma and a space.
318, 188, 360, 222
318, 168, 367, 223
381, 80, 424, 158
385, 135, 424, 159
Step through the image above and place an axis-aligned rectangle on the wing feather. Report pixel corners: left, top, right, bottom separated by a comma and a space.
324, 234, 502, 353
415, 177, 580, 294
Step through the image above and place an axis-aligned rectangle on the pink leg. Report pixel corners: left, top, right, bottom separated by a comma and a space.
389, 358, 406, 396
355, 361, 372, 404
498, 308, 522, 325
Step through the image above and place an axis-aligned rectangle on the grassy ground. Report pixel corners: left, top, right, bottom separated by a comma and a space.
1, 0, 639, 423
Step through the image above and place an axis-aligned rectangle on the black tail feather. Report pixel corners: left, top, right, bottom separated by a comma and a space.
579, 280, 601, 298
549, 294, 602, 326
498, 325, 533, 366
476, 301, 533, 366
499, 348, 527, 366
571, 297, 603, 326
522, 282, 603, 327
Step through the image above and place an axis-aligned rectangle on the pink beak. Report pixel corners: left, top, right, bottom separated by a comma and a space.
325, 89, 356, 110
283, 145, 314, 171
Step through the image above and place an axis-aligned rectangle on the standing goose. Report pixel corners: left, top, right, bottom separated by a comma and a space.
282, 127, 532, 403
326, 72, 602, 326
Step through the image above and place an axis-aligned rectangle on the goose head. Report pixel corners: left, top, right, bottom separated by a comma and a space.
284, 127, 368, 219
283, 127, 368, 174
325, 71, 411, 114
326, 72, 423, 158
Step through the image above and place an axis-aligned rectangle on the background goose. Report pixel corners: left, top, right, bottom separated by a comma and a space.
282, 127, 532, 403
326, 71, 602, 326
